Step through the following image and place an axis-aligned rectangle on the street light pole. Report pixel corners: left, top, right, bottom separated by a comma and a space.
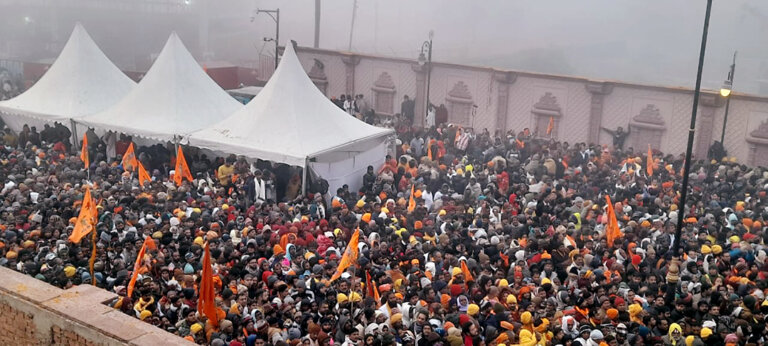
257, 8, 280, 69
719, 51, 737, 145
417, 31, 434, 128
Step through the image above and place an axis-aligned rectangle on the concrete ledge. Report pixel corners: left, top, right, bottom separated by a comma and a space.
0, 266, 194, 345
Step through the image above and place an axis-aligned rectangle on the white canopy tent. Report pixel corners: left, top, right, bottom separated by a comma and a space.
76, 32, 241, 142
189, 43, 393, 195
0, 23, 135, 133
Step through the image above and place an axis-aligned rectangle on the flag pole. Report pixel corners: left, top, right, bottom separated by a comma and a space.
90, 226, 97, 285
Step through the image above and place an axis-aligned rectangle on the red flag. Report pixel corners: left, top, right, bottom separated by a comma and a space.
174, 146, 193, 186
127, 237, 155, 297
605, 195, 623, 248
198, 242, 218, 327
68, 187, 97, 244
137, 161, 151, 187
546, 116, 555, 135
80, 133, 89, 169
121, 142, 138, 171
330, 228, 360, 282
407, 184, 416, 213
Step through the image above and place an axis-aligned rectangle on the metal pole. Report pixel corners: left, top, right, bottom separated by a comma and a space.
257, 9, 280, 69
719, 51, 737, 145
302, 158, 308, 196
666, 0, 712, 307
275, 9, 280, 69
425, 33, 433, 128
673, 0, 712, 257
348, 0, 357, 51
314, 0, 321, 48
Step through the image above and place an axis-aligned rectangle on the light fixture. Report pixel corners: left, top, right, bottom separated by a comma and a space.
417, 52, 426, 66
720, 79, 732, 97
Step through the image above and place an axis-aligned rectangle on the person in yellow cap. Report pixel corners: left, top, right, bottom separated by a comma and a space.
63, 266, 76, 278
467, 303, 479, 316
139, 309, 152, 321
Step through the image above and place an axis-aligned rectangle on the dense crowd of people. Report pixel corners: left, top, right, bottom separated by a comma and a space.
1, 117, 768, 346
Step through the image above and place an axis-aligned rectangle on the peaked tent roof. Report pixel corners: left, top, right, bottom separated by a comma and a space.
78, 32, 241, 142
0, 23, 135, 122
188, 43, 393, 167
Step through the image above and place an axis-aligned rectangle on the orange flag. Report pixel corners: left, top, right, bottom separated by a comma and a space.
646, 144, 654, 176
80, 133, 89, 169
427, 143, 433, 161
461, 259, 474, 282
174, 146, 193, 186
121, 142, 138, 172
372, 280, 381, 306
330, 228, 360, 282
68, 187, 97, 244
366, 271, 374, 297
546, 116, 554, 135
137, 161, 151, 187
605, 195, 623, 248
127, 237, 156, 297
198, 242, 218, 327
407, 184, 416, 213
366, 271, 380, 305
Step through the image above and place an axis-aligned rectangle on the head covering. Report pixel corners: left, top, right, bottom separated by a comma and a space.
467, 304, 479, 316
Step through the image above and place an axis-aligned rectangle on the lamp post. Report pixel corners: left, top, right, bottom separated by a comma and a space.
417, 31, 434, 128
666, 0, 713, 305
719, 51, 737, 145
257, 8, 280, 69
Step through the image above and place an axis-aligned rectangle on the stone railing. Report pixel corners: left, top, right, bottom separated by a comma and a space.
0, 266, 193, 345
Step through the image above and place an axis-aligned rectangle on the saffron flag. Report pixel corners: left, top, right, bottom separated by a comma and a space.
366, 271, 380, 305
121, 142, 138, 172
330, 228, 360, 282
605, 195, 623, 248
68, 187, 97, 244
366, 271, 374, 297
646, 144, 654, 176
80, 133, 89, 169
126, 237, 156, 297
407, 184, 416, 213
198, 242, 218, 327
174, 146, 193, 186
461, 259, 474, 282
137, 161, 151, 187
546, 116, 555, 135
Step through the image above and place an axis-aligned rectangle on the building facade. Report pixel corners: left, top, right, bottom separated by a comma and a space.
294, 46, 768, 167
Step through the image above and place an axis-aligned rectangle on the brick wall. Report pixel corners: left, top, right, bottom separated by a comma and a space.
0, 301, 37, 345
0, 266, 193, 346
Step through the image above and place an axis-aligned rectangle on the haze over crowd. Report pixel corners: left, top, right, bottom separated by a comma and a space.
1, 0, 767, 95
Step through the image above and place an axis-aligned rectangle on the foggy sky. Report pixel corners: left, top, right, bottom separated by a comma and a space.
4, 0, 768, 95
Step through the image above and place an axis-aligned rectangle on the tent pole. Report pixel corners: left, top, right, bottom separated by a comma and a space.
70, 119, 79, 153
302, 157, 308, 196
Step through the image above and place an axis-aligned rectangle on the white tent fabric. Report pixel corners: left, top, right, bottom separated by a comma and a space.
188, 43, 393, 168
77, 32, 241, 142
0, 23, 135, 132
